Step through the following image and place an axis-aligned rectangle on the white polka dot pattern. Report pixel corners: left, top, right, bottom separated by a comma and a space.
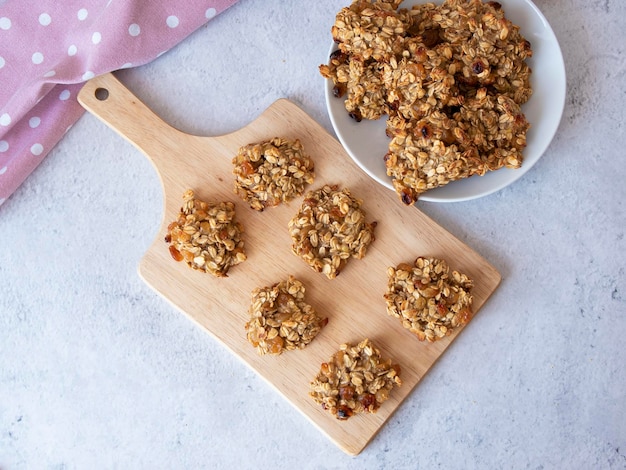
0, 1, 238, 201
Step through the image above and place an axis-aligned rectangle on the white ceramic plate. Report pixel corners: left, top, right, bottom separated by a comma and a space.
325, 0, 566, 202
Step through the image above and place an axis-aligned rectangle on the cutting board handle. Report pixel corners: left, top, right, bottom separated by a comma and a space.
77, 72, 186, 171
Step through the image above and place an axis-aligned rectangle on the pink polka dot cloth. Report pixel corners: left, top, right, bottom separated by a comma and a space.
0, 0, 238, 206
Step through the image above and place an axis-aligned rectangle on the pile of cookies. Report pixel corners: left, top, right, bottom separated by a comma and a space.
320, 0, 533, 204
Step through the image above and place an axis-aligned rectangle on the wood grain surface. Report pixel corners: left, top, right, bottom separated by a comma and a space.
78, 72, 501, 455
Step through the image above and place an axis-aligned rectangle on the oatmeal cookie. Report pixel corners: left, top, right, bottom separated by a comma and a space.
384, 89, 529, 204
320, 51, 389, 122
332, 0, 407, 62
382, 39, 458, 121
455, 92, 529, 170
385, 110, 481, 205
233, 137, 315, 211
442, 0, 534, 104
345, 58, 389, 121
288, 184, 377, 279
165, 190, 246, 277
245, 276, 327, 355
310, 338, 402, 420
384, 256, 474, 342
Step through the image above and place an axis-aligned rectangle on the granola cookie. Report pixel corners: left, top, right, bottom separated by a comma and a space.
245, 276, 327, 355
403, 0, 533, 106
384, 256, 474, 341
384, 89, 529, 204
442, 1, 534, 105
165, 190, 246, 277
345, 58, 389, 121
310, 338, 402, 420
382, 39, 458, 121
331, 0, 406, 62
288, 184, 377, 279
320, 49, 389, 122
233, 137, 315, 211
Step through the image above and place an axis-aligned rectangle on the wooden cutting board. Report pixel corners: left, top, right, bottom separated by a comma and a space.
78, 72, 501, 455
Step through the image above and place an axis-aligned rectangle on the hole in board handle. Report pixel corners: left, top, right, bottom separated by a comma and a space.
95, 88, 109, 101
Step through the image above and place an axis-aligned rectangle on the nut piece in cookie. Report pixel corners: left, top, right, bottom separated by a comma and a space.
384, 256, 473, 341
310, 338, 402, 420
165, 189, 246, 277
288, 184, 377, 279
233, 137, 315, 211
245, 276, 328, 355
